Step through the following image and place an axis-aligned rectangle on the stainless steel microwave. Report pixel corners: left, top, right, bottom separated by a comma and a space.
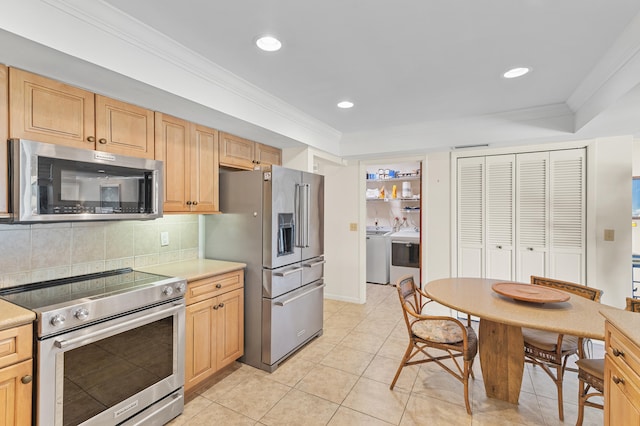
7, 139, 163, 223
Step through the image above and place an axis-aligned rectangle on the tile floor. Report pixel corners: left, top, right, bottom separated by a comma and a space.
168, 283, 604, 425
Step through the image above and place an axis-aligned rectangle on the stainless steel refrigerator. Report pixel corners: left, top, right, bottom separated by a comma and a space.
204, 166, 324, 372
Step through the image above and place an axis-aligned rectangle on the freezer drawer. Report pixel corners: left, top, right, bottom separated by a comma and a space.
302, 256, 325, 286
263, 263, 303, 298
262, 280, 324, 366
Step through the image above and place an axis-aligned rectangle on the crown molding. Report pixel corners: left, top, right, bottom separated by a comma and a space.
567, 11, 640, 130
40, 0, 341, 147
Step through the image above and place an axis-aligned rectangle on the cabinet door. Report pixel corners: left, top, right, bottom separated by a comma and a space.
185, 298, 217, 392
155, 112, 189, 212
219, 132, 255, 170
216, 288, 244, 370
0, 64, 7, 216
191, 124, 219, 213
256, 143, 282, 167
0, 359, 32, 426
9, 68, 95, 148
549, 149, 585, 283
515, 152, 549, 282
485, 155, 515, 280
95, 95, 154, 159
456, 157, 485, 278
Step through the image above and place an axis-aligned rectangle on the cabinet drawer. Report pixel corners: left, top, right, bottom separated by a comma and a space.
606, 354, 640, 412
607, 322, 640, 377
186, 270, 244, 304
0, 324, 32, 368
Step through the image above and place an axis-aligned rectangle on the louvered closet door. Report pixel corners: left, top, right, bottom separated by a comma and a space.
457, 157, 485, 277
486, 155, 516, 280
515, 152, 550, 282
549, 149, 585, 283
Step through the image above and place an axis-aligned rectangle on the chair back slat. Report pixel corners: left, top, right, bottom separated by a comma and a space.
626, 297, 640, 312
530, 276, 602, 302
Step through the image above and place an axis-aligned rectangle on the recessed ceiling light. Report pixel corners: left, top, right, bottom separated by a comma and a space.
256, 36, 282, 52
337, 101, 354, 109
503, 67, 531, 79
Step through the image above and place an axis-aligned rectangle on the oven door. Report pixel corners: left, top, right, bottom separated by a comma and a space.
37, 300, 185, 426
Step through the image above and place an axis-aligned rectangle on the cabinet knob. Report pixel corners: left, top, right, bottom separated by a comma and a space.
186, 201, 192, 205
218, 303, 225, 309
612, 375, 625, 385
87, 136, 96, 143
192, 201, 198, 206
21, 375, 33, 384
98, 138, 107, 144
213, 305, 219, 310
215, 283, 222, 289
612, 348, 625, 357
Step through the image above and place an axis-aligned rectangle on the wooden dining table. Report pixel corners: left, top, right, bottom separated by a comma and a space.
424, 277, 622, 404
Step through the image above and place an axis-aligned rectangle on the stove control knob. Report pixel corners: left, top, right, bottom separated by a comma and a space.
162, 286, 174, 296
74, 308, 89, 321
175, 282, 186, 294
50, 314, 66, 327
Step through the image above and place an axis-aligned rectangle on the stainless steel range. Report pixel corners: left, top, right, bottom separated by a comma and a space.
0, 268, 187, 426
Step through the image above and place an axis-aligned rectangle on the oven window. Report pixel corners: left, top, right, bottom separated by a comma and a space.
62, 317, 174, 426
391, 241, 420, 268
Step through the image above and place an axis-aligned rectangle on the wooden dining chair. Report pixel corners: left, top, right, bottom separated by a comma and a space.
575, 297, 639, 425
626, 296, 640, 312
390, 274, 477, 414
523, 276, 603, 421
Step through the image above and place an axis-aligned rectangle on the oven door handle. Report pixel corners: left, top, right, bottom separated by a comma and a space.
53, 302, 185, 349
275, 283, 325, 307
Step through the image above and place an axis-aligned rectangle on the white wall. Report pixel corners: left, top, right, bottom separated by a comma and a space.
589, 136, 634, 307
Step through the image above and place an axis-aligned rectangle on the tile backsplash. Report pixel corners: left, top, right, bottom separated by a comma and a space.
0, 214, 199, 288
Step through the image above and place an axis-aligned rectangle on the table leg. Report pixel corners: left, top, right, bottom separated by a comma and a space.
478, 319, 524, 404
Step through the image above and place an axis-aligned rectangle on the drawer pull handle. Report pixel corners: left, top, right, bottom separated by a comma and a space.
216, 283, 222, 289
21, 375, 33, 384
612, 375, 625, 385
613, 348, 625, 357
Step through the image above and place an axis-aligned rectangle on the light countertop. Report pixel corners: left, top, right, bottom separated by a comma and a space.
601, 309, 640, 345
138, 258, 246, 282
0, 299, 35, 331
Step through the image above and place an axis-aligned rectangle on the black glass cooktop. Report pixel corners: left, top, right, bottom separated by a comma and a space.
0, 268, 171, 311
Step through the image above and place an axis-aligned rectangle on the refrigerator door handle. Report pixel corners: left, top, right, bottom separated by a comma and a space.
295, 183, 311, 248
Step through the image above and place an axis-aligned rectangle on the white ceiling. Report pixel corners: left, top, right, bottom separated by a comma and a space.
3, 0, 640, 158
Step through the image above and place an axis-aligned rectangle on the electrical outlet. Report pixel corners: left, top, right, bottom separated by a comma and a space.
160, 231, 170, 246
604, 229, 615, 241
349, 223, 358, 232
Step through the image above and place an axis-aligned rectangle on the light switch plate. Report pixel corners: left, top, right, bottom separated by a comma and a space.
349, 223, 358, 232
604, 229, 615, 241
160, 231, 170, 246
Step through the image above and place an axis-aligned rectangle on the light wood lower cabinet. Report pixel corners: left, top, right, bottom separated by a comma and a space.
184, 269, 244, 393
605, 321, 640, 425
0, 324, 33, 426
219, 132, 281, 170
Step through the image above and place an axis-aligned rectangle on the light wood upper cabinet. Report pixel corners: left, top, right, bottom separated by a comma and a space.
219, 132, 281, 170
191, 124, 219, 213
0, 324, 33, 426
95, 95, 154, 158
9, 67, 95, 149
0, 64, 8, 217
155, 113, 219, 213
9, 68, 154, 159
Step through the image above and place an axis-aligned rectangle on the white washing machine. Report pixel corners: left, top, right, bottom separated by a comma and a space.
366, 226, 391, 284
389, 228, 420, 285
